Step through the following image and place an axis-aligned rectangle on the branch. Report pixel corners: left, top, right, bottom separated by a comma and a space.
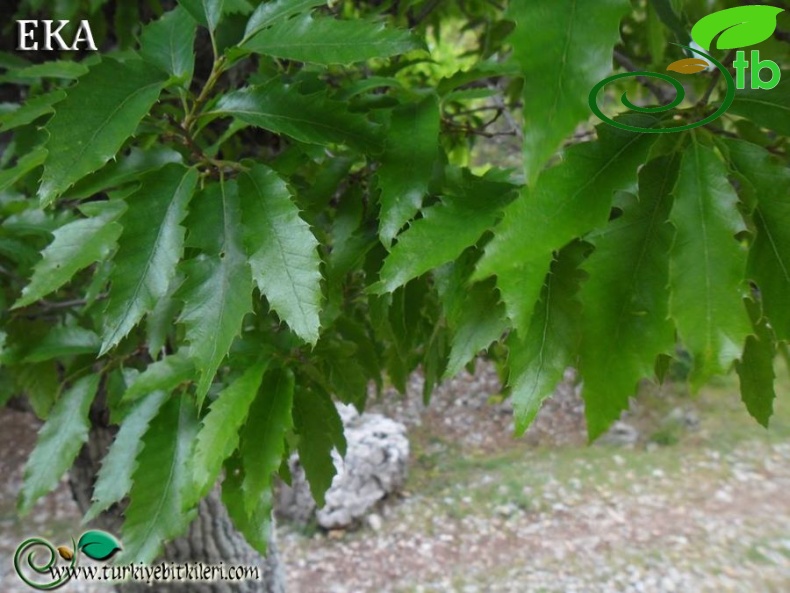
613, 50, 674, 105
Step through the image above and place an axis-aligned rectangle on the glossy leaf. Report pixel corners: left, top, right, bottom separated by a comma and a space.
123, 351, 195, 402
190, 361, 268, 504
242, 0, 327, 42
725, 139, 790, 341
507, 0, 630, 182
242, 14, 422, 65
239, 165, 322, 344
119, 396, 199, 564
730, 78, 790, 137
211, 85, 382, 152
474, 117, 658, 335
37, 58, 166, 205
0, 90, 65, 132
377, 96, 440, 246
579, 158, 678, 440
178, 181, 253, 402
669, 140, 751, 388
19, 375, 99, 514
140, 6, 197, 83
101, 165, 198, 354
85, 391, 168, 522
178, 0, 223, 32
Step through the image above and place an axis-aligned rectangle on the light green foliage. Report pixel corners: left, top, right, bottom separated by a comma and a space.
2, 0, 787, 563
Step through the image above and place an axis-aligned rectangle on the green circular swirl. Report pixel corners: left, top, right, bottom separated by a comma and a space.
13, 538, 75, 591
589, 44, 736, 133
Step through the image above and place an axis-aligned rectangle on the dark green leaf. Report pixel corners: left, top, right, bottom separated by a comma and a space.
19, 375, 99, 514
123, 351, 195, 402
0, 90, 65, 132
241, 0, 327, 42
38, 58, 166, 205
730, 78, 790, 141
23, 327, 100, 362
737, 299, 776, 428
178, 0, 224, 32
140, 6, 197, 83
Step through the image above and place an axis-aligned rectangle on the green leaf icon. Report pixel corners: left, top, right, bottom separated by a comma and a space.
692, 6, 784, 51
77, 530, 122, 561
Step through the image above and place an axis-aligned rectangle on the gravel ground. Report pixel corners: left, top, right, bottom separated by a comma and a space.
2, 362, 789, 592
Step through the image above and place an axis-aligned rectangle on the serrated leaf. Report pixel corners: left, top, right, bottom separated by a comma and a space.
0, 147, 47, 193
85, 390, 168, 522
210, 85, 382, 152
16, 362, 60, 419
178, 181, 253, 403
737, 299, 776, 428
730, 77, 790, 137
77, 530, 122, 561
239, 367, 294, 516
63, 147, 184, 201
241, 13, 422, 65
691, 5, 783, 51
14, 205, 124, 308
443, 280, 507, 380
119, 396, 199, 564
140, 6, 197, 83
292, 387, 345, 506
669, 140, 751, 388
178, 0, 223, 32
123, 351, 194, 403
242, 0, 326, 42
23, 327, 100, 362
0, 90, 65, 132
238, 164, 322, 344
507, 0, 630, 183
222, 455, 272, 554
37, 58, 167, 205
12, 60, 89, 80
101, 165, 198, 353
190, 361, 268, 505
474, 117, 658, 334
18, 375, 99, 515
507, 243, 585, 437
725, 139, 790, 341
377, 96, 440, 246
580, 158, 678, 440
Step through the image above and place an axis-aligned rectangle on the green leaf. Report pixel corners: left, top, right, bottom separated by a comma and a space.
140, 6, 197, 84
222, 455, 272, 554
293, 387, 345, 506
123, 351, 195, 402
190, 361, 268, 504
649, 0, 690, 45
238, 164, 322, 344
669, 140, 751, 388
579, 158, 678, 440
77, 530, 122, 561
37, 58, 167, 205
211, 84, 382, 152
178, 181, 253, 403
101, 165, 198, 353
178, 0, 224, 32
691, 5, 783, 51
377, 175, 514, 292
0, 90, 65, 132
12, 60, 89, 80
507, 243, 585, 436
737, 299, 776, 428
730, 78, 790, 137
19, 375, 99, 514
0, 147, 47, 193
443, 280, 507, 380
474, 117, 658, 335
14, 204, 124, 308
377, 96, 440, 245
242, 0, 326, 42
16, 362, 60, 419
241, 14, 422, 65
239, 367, 294, 516
506, 0, 630, 183
84, 391, 168, 522
63, 147, 184, 201
119, 396, 199, 564
724, 140, 790, 341
23, 327, 100, 362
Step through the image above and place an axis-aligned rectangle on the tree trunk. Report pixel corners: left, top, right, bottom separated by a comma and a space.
69, 404, 286, 593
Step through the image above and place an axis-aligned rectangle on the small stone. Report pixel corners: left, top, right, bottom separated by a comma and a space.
367, 513, 383, 531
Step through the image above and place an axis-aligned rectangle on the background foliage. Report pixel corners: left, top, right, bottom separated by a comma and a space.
1, 0, 789, 562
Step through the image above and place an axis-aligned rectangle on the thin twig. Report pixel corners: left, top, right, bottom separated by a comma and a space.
613, 50, 673, 104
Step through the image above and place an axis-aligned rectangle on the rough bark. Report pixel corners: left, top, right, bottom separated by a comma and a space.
69, 401, 286, 593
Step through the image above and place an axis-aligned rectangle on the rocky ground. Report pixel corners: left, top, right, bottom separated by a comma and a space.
2, 361, 790, 592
